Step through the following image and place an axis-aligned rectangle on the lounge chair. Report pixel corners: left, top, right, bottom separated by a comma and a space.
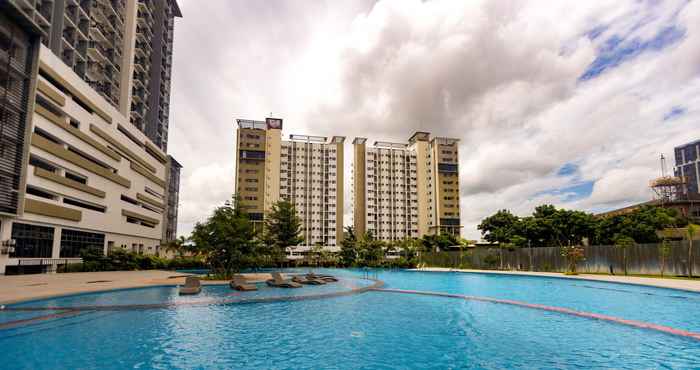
266, 272, 302, 288
292, 275, 326, 285
179, 276, 202, 295
306, 272, 338, 282
230, 275, 258, 291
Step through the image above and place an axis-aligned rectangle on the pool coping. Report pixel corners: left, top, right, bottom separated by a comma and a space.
410, 268, 700, 294
0, 280, 232, 306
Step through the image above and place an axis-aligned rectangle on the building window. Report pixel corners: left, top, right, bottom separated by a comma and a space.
26, 185, 57, 200
29, 155, 57, 173
65, 171, 87, 184
63, 197, 106, 213
60, 229, 105, 258
10, 223, 54, 258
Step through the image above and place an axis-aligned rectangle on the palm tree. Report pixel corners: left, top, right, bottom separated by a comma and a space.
163, 235, 188, 257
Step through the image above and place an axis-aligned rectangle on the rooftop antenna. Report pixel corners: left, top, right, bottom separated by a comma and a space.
660, 153, 668, 177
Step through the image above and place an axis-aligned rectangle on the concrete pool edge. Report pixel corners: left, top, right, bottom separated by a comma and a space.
0, 278, 384, 313
0, 271, 276, 305
372, 288, 700, 342
410, 268, 700, 294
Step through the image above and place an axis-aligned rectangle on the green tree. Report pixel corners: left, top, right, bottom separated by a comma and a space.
190, 196, 261, 278
264, 200, 304, 263
658, 238, 672, 277
162, 235, 188, 257
356, 234, 385, 267
339, 226, 358, 266
614, 235, 635, 276
479, 210, 519, 269
594, 206, 679, 245
479, 210, 519, 244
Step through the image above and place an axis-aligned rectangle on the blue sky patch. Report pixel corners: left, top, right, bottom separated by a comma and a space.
535, 180, 594, 202
557, 163, 579, 176
579, 24, 686, 81
586, 25, 608, 40
663, 105, 686, 121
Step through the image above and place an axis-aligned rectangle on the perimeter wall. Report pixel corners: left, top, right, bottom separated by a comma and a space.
421, 241, 700, 276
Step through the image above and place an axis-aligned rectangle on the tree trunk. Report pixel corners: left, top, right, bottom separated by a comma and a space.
689, 240, 694, 278
660, 256, 665, 277
499, 248, 504, 270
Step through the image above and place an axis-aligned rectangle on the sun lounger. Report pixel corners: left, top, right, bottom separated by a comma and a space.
306, 272, 338, 282
179, 276, 202, 295
230, 275, 258, 291
266, 272, 302, 288
292, 275, 326, 285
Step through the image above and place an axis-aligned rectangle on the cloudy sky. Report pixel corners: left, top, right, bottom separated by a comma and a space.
167, 0, 700, 240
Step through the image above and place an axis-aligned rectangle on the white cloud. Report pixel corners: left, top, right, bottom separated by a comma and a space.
169, 0, 700, 240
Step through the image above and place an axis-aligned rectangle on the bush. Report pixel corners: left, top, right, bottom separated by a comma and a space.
59, 248, 206, 273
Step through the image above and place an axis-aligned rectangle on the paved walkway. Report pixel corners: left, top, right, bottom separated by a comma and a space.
2, 268, 699, 305
0, 270, 274, 305
413, 267, 700, 293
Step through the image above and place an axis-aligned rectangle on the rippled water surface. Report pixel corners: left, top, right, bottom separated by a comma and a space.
1, 269, 699, 369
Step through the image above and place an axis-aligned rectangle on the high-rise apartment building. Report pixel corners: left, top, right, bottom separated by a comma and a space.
235, 118, 344, 247
0, 0, 181, 274
352, 132, 461, 241
162, 154, 180, 242
128, 0, 179, 151
4, 0, 180, 150
674, 139, 700, 196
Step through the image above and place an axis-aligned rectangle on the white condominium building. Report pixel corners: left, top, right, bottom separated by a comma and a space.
235, 119, 344, 247
353, 132, 462, 241
0, 1, 182, 275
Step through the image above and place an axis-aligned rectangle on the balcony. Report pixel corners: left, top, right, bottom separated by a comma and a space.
89, 24, 109, 44
87, 61, 105, 81
87, 41, 108, 62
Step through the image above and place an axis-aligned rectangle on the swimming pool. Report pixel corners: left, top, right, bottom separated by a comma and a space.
1, 269, 699, 369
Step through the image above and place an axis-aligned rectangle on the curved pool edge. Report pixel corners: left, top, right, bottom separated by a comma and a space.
0, 278, 384, 313
372, 288, 700, 342
409, 268, 700, 294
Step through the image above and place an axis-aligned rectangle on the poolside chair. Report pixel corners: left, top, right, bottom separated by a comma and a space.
266, 272, 302, 288
179, 276, 202, 295
306, 272, 338, 282
292, 274, 326, 285
230, 275, 258, 291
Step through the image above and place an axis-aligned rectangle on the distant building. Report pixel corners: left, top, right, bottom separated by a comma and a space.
352, 132, 462, 241
162, 155, 181, 242
234, 118, 344, 248
674, 139, 700, 196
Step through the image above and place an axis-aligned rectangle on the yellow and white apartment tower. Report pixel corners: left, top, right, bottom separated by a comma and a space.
235, 118, 345, 249
352, 132, 462, 241
0, 1, 182, 274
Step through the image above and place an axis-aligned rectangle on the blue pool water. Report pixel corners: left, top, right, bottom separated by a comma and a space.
1, 269, 699, 369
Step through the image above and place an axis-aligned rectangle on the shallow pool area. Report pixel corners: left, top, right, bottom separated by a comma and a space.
1, 269, 699, 369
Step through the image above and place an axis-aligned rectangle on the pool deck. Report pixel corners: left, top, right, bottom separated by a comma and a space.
0, 270, 274, 305
1, 268, 699, 305
412, 267, 700, 293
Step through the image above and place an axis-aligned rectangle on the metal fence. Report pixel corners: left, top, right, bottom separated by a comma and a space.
421, 241, 700, 276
